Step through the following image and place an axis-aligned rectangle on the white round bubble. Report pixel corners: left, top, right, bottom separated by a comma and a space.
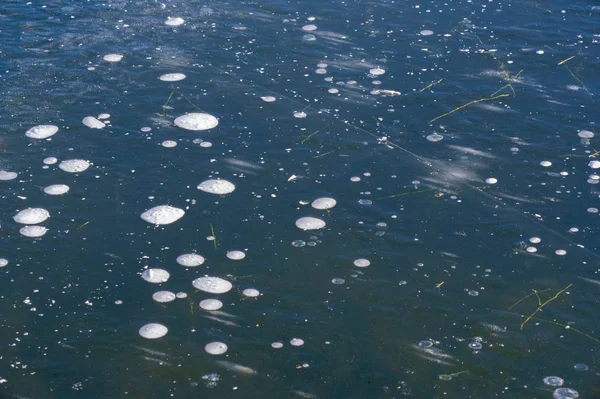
19, 226, 48, 238
290, 338, 304, 346
578, 130, 594, 139
82, 116, 106, 129
369, 68, 385, 76
14, 208, 50, 225
139, 323, 168, 339
328, 88, 339, 94
311, 197, 337, 210
165, 16, 184, 26
261, 96, 276, 102
420, 30, 434, 36
540, 161, 552, 167
59, 159, 90, 173
25, 125, 59, 139
205, 342, 228, 355
43, 157, 58, 165
295, 217, 326, 230
242, 288, 260, 297
526, 247, 537, 253
199, 299, 223, 311
159, 73, 186, 82
353, 258, 371, 267
529, 237, 541, 244
0, 258, 8, 267
555, 249, 567, 256
140, 205, 185, 225
226, 250, 246, 260
197, 179, 236, 195
161, 140, 177, 148
103, 54, 123, 63
43, 184, 70, 196
294, 111, 307, 118
485, 178, 498, 184
141, 268, 170, 283
589, 160, 600, 169
192, 276, 233, 294
176, 253, 205, 267
0, 171, 18, 181
98, 113, 110, 119
302, 24, 317, 31
426, 133, 444, 142
152, 291, 176, 303
544, 376, 565, 386
271, 342, 283, 349
552, 388, 578, 399
174, 113, 219, 131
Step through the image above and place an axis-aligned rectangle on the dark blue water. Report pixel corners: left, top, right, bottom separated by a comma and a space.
1, 0, 599, 397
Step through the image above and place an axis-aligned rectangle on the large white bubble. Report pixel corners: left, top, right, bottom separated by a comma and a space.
165, 17, 185, 26
295, 217, 326, 230
205, 342, 228, 355
59, 159, 90, 173
14, 208, 50, 224
141, 268, 170, 283
139, 323, 168, 339
0, 258, 8, 267
192, 276, 233, 294
20, 226, 48, 238
176, 253, 205, 267
0, 171, 18, 181
353, 258, 371, 267
197, 179, 236, 195
242, 288, 260, 297
311, 197, 337, 210
152, 291, 176, 303
44, 184, 70, 196
199, 299, 223, 311
174, 113, 219, 131
103, 54, 123, 62
226, 250, 246, 260
82, 116, 106, 129
25, 125, 59, 139
159, 73, 186, 82
140, 205, 185, 225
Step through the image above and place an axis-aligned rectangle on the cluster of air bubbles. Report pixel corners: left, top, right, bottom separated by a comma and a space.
176, 254, 205, 267
174, 113, 219, 131
201, 373, 220, 388
226, 250, 245, 260
192, 138, 213, 148
141, 268, 170, 283
25, 125, 58, 139
198, 179, 236, 195
292, 240, 306, 247
139, 323, 168, 339
140, 205, 185, 225
205, 342, 228, 355
159, 73, 186, 82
